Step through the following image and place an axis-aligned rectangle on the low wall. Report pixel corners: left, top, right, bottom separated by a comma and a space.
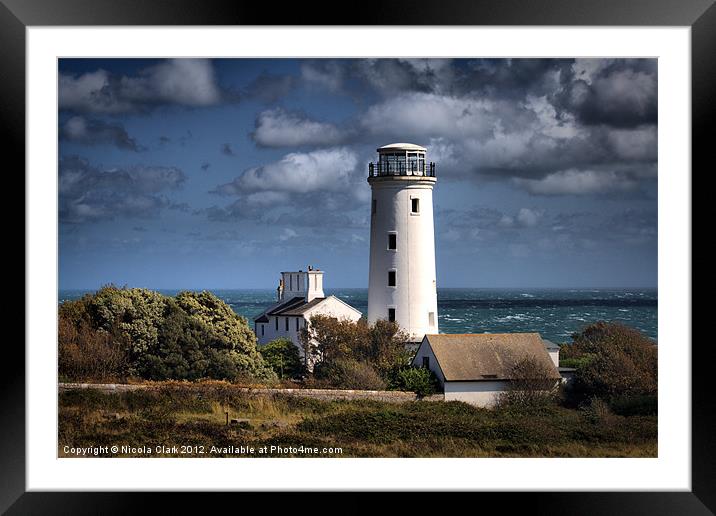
58, 383, 444, 403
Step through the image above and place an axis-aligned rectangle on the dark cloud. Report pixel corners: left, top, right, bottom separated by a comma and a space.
59, 59, 234, 114
552, 59, 657, 128
221, 143, 236, 156
245, 72, 295, 103
59, 155, 186, 223
60, 116, 143, 151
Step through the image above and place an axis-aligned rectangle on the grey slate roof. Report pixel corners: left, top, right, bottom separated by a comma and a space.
543, 339, 561, 351
253, 296, 328, 320
423, 333, 562, 382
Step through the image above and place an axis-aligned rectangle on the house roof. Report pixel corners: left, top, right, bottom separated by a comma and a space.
277, 297, 327, 316
423, 333, 562, 382
543, 339, 560, 351
254, 295, 362, 321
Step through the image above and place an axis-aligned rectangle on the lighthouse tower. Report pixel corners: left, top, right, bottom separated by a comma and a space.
367, 143, 438, 342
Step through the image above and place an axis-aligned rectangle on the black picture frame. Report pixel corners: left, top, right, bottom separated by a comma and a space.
3, 0, 711, 512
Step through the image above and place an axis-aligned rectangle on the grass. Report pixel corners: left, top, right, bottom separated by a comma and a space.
58, 383, 657, 458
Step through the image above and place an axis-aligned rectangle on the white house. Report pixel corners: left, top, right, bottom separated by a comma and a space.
412, 333, 562, 407
543, 338, 561, 367
366, 143, 439, 343
253, 267, 362, 363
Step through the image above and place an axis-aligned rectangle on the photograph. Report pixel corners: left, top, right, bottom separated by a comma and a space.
57, 57, 658, 459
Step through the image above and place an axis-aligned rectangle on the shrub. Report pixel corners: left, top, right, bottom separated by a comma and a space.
388, 366, 439, 397
58, 286, 276, 383
259, 338, 305, 379
299, 314, 410, 381
315, 358, 386, 391
561, 322, 657, 406
58, 308, 129, 382
496, 356, 559, 409
610, 395, 658, 416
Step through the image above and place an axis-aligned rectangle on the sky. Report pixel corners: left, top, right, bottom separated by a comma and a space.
58, 58, 657, 290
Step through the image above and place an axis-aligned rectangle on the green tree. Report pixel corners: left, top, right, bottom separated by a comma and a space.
259, 338, 305, 379
58, 287, 277, 383
561, 321, 657, 405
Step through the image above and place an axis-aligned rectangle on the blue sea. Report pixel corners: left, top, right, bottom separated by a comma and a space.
58, 288, 657, 344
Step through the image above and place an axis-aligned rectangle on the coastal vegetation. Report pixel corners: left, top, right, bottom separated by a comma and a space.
59, 286, 276, 383
560, 321, 657, 415
58, 383, 657, 458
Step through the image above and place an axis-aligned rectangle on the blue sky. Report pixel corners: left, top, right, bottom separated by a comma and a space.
58, 58, 657, 290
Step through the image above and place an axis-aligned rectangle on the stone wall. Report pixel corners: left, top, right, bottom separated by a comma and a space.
58, 383, 444, 403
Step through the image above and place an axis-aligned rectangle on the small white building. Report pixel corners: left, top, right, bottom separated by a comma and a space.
543, 338, 561, 367
412, 333, 562, 407
253, 267, 362, 363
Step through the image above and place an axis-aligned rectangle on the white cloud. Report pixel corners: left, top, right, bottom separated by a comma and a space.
516, 208, 543, 227
514, 169, 639, 196
214, 147, 360, 195
252, 108, 346, 147
59, 59, 222, 113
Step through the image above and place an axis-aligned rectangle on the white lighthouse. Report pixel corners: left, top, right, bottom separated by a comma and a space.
367, 143, 438, 342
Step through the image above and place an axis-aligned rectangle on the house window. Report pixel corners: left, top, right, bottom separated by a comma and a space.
388, 308, 396, 322
422, 356, 430, 369
289, 274, 293, 290
411, 198, 420, 213
429, 312, 435, 327
388, 233, 397, 250
388, 270, 396, 287
275, 317, 278, 331
285, 317, 289, 331
296, 318, 300, 331
372, 199, 376, 215
261, 324, 265, 337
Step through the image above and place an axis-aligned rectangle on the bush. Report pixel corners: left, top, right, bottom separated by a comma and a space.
315, 358, 386, 391
561, 322, 657, 406
496, 356, 559, 409
388, 366, 439, 397
299, 314, 411, 388
259, 338, 305, 379
58, 286, 276, 383
610, 395, 658, 416
58, 305, 129, 382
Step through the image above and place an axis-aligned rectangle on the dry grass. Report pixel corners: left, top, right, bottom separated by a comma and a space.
58, 384, 657, 458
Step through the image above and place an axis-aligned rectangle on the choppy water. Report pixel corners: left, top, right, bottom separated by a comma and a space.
59, 288, 657, 344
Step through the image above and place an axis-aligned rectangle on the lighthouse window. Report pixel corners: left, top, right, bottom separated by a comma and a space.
388, 308, 396, 322
388, 233, 397, 250
411, 198, 420, 213
372, 199, 376, 215
429, 312, 435, 327
388, 270, 396, 287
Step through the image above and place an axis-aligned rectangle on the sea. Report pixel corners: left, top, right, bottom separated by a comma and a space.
58, 288, 657, 344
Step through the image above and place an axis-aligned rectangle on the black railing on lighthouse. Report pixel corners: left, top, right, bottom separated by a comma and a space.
368, 161, 436, 177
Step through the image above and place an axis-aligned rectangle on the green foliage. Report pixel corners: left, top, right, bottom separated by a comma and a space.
300, 314, 410, 389
58, 286, 276, 383
561, 321, 657, 407
609, 395, 658, 416
496, 356, 560, 409
59, 384, 657, 457
559, 355, 595, 369
259, 338, 305, 379
388, 366, 439, 397
314, 358, 387, 390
